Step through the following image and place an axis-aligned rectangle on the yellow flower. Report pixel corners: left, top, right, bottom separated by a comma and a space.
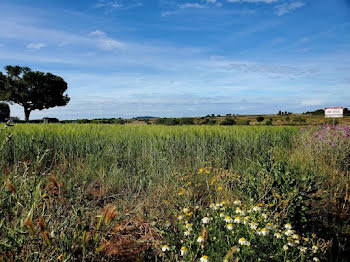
226, 223, 233, 230
202, 217, 210, 224
274, 232, 282, 239
180, 246, 187, 256
274, 193, 281, 198
197, 236, 204, 243
162, 245, 170, 252
284, 223, 292, 230
238, 237, 250, 246
217, 186, 223, 191
224, 216, 233, 223
234, 216, 241, 223
261, 227, 269, 236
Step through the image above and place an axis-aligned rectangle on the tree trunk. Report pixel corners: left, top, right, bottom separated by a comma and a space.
24, 107, 31, 122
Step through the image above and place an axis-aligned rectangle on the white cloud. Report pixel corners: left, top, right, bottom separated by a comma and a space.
26, 42, 47, 49
275, 1, 305, 16
179, 3, 207, 9
88, 30, 124, 50
301, 99, 324, 106
95, 0, 121, 8
227, 0, 279, 3
98, 38, 124, 50
89, 30, 106, 37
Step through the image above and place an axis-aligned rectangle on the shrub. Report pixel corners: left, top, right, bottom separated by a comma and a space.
155, 118, 180, 125
178, 118, 195, 125
220, 116, 236, 126
256, 116, 265, 122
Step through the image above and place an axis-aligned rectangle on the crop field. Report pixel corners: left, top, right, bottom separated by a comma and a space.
0, 124, 349, 261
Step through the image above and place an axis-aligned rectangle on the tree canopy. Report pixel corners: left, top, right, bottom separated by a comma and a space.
0, 102, 10, 121
0, 66, 70, 121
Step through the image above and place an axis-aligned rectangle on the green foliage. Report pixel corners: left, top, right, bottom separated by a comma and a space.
265, 120, 272, 126
0, 124, 348, 261
220, 116, 236, 126
293, 117, 307, 123
256, 116, 265, 122
0, 102, 10, 121
1, 66, 70, 121
178, 118, 195, 125
155, 118, 180, 125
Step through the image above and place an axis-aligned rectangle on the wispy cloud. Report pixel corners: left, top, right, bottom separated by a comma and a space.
162, 0, 222, 16
179, 3, 207, 9
95, 0, 142, 10
275, 1, 305, 16
88, 30, 124, 50
227, 0, 279, 3
95, 0, 121, 8
301, 98, 324, 106
26, 42, 47, 49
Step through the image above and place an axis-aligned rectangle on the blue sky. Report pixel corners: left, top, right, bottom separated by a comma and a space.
0, 0, 349, 119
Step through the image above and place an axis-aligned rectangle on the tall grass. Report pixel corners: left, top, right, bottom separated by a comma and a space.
0, 124, 348, 261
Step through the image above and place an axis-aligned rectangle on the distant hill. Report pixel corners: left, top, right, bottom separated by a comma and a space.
134, 116, 157, 119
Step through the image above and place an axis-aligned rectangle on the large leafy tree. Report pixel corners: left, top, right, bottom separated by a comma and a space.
0, 66, 70, 122
0, 102, 10, 121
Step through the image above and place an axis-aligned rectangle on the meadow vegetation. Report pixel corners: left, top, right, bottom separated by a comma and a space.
0, 124, 349, 261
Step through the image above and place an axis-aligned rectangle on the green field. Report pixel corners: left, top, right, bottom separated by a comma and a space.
0, 124, 349, 261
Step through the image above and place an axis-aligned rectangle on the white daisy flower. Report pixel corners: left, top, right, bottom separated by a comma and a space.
252, 206, 261, 212
180, 246, 187, 256
234, 216, 241, 223
249, 222, 258, 230
162, 245, 170, 252
200, 255, 209, 262
197, 236, 204, 243
284, 229, 294, 236
274, 232, 282, 239
202, 217, 210, 224
234, 200, 242, 205
224, 216, 233, 223
292, 234, 299, 239
261, 227, 269, 236
299, 246, 307, 253
238, 237, 250, 246
184, 230, 191, 236
283, 245, 288, 251
226, 223, 233, 230
284, 223, 292, 230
